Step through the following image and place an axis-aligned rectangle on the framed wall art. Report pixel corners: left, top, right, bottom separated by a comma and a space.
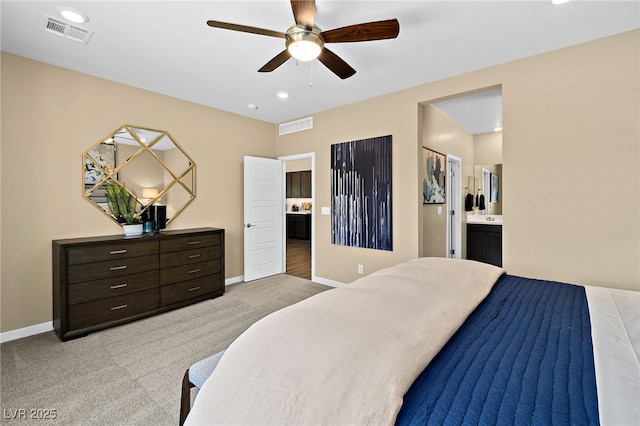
490, 173, 499, 203
423, 147, 445, 204
84, 142, 116, 185
331, 135, 392, 251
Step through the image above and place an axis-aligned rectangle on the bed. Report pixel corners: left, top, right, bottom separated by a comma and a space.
184, 257, 639, 425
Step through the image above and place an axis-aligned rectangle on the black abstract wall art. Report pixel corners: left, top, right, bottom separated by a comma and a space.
331, 135, 392, 251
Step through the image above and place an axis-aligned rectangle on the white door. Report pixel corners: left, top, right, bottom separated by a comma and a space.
243, 156, 283, 281
446, 154, 462, 258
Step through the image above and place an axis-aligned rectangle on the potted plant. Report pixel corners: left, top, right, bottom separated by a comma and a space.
105, 181, 143, 236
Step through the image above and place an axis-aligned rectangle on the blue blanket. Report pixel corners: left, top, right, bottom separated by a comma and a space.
396, 275, 599, 425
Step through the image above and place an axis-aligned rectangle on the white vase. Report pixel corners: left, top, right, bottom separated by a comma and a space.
122, 223, 143, 236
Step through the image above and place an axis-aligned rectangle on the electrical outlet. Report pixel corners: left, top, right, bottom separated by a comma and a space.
358, 264, 364, 274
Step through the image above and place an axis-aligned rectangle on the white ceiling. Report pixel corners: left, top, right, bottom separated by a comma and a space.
432, 88, 502, 135
1, 1, 638, 130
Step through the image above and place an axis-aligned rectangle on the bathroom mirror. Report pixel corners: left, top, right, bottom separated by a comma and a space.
473, 164, 502, 215
82, 125, 196, 225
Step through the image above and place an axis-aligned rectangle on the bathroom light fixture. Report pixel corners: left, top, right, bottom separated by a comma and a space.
58, 6, 89, 23
286, 26, 323, 62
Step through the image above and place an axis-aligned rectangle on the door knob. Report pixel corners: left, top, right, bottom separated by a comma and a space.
246, 223, 252, 228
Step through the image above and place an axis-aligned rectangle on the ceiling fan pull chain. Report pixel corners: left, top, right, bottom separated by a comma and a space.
309, 62, 314, 87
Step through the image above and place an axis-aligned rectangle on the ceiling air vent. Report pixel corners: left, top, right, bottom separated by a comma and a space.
42, 15, 93, 44
279, 116, 313, 135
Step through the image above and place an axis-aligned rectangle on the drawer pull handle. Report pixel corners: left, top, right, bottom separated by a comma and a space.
188, 254, 201, 259
110, 283, 128, 290
188, 286, 201, 292
110, 304, 128, 311
110, 265, 128, 271
187, 240, 201, 245
110, 249, 128, 255
188, 269, 201, 274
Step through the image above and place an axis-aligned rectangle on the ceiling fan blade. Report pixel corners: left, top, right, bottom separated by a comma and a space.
322, 19, 399, 43
206, 20, 286, 38
258, 50, 292, 72
291, 0, 316, 29
317, 47, 356, 80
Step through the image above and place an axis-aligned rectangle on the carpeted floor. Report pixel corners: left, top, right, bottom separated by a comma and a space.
0, 274, 330, 425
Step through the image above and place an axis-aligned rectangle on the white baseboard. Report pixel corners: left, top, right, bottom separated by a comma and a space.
0, 321, 53, 344
312, 276, 344, 287
225, 275, 244, 285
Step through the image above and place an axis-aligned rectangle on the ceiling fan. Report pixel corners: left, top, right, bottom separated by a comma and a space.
206, 0, 400, 79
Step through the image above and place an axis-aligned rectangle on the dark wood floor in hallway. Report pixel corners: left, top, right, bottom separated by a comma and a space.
286, 238, 311, 280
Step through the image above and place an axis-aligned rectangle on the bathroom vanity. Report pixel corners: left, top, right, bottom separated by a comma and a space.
466, 216, 502, 267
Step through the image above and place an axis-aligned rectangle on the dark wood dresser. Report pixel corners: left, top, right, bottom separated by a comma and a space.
53, 227, 224, 341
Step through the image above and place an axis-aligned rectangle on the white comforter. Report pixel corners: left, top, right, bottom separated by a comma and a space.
185, 258, 505, 425
586, 286, 640, 426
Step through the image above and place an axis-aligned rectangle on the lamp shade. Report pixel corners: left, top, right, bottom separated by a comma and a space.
142, 188, 159, 199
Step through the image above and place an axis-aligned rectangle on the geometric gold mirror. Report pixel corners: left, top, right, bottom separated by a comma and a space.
83, 124, 196, 226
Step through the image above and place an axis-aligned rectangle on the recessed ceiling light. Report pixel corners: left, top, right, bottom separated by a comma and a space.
58, 6, 89, 23
277, 92, 289, 99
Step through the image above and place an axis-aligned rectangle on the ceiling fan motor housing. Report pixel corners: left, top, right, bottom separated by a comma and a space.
286, 25, 324, 61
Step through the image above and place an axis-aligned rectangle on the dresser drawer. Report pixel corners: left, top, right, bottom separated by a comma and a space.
159, 245, 221, 269
160, 233, 220, 253
68, 240, 158, 265
160, 275, 220, 306
68, 270, 159, 305
68, 254, 159, 284
68, 288, 159, 330
160, 260, 220, 286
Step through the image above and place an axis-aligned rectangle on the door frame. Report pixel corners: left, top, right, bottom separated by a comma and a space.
446, 154, 462, 258
279, 152, 316, 280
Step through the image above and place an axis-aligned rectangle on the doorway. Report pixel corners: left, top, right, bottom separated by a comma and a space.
280, 153, 315, 280
446, 154, 462, 258
420, 86, 502, 259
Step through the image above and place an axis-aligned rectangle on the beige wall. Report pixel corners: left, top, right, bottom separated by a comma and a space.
474, 131, 503, 165
500, 30, 639, 288
2, 29, 638, 334
285, 158, 311, 173
277, 29, 639, 291
1, 53, 275, 332
276, 92, 420, 283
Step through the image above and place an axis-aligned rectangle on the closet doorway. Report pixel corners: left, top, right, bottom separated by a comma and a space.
280, 153, 315, 280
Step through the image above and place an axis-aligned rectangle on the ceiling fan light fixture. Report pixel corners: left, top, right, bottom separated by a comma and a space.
286, 26, 324, 62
